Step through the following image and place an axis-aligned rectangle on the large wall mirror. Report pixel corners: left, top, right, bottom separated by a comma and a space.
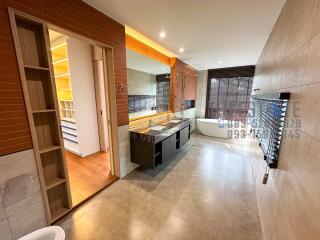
126, 48, 171, 119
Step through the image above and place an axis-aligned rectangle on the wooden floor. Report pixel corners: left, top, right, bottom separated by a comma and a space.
65, 151, 117, 207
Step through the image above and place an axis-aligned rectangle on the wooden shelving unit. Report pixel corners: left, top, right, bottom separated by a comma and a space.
9, 11, 72, 224
46, 178, 66, 190
50, 37, 74, 120
49, 32, 80, 155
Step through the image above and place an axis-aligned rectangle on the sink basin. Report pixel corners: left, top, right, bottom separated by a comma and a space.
149, 125, 167, 131
18, 226, 65, 240
168, 119, 182, 124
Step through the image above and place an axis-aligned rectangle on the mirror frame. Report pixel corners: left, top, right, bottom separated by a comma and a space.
125, 34, 174, 122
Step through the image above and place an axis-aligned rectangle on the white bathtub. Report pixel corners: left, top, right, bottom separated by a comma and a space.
196, 118, 246, 139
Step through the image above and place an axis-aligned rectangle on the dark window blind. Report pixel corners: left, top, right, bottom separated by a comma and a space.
206, 76, 253, 122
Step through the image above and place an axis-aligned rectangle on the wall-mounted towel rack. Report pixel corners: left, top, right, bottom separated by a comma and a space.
249, 92, 290, 168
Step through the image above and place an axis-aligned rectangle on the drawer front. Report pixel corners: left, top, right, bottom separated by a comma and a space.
179, 126, 189, 148
62, 133, 78, 144
162, 134, 176, 163
61, 120, 77, 130
61, 126, 77, 137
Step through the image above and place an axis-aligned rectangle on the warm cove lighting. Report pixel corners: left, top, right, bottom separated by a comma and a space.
160, 31, 166, 38
125, 26, 176, 58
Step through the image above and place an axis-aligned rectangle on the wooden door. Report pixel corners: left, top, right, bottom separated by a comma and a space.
92, 46, 109, 152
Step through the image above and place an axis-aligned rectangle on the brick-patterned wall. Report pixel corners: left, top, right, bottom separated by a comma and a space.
0, 0, 128, 156
170, 58, 198, 113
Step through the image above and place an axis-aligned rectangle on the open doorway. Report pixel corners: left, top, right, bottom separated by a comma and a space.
48, 29, 117, 207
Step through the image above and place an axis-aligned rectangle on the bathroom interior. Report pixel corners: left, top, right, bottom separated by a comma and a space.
1, 0, 320, 239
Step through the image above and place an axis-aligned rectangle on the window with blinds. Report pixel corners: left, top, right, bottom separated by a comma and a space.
205, 66, 255, 123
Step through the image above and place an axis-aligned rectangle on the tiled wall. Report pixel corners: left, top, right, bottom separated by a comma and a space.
170, 58, 198, 113
252, 0, 320, 239
117, 125, 137, 178
0, 149, 47, 240
127, 68, 156, 96
195, 70, 208, 119
128, 95, 156, 113
0, 0, 128, 156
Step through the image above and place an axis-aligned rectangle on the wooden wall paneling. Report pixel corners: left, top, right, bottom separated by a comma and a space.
1, 0, 128, 157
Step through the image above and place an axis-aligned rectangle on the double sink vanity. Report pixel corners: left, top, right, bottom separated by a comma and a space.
130, 118, 191, 169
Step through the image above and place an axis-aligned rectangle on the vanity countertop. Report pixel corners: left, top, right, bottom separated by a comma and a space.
130, 118, 191, 143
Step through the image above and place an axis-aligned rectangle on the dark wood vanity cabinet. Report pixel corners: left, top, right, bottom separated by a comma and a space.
162, 133, 177, 164
130, 120, 191, 169
179, 127, 189, 149
130, 139, 156, 169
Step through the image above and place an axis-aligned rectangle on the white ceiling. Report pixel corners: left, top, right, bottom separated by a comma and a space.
126, 49, 170, 75
83, 0, 285, 70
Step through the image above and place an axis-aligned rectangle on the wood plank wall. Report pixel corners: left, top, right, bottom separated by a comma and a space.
0, 0, 128, 156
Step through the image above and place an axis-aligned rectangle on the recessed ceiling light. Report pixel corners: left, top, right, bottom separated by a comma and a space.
218, 60, 223, 65
179, 48, 184, 53
160, 31, 166, 38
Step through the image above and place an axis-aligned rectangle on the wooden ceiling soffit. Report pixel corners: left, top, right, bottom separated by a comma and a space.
125, 34, 171, 66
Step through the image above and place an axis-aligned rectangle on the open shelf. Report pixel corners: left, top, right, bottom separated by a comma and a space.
53, 66, 68, 75
25, 68, 55, 111
50, 42, 67, 51
25, 65, 50, 71
16, 17, 49, 68
41, 149, 66, 188
53, 57, 68, 65
46, 178, 66, 190
34, 112, 61, 151
55, 73, 70, 78
32, 109, 56, 114
59, 99, 75, 120
51, 207, 69, 222
39, 145, 61, 154
12, 12, 72, 225
47, 183, 70, 222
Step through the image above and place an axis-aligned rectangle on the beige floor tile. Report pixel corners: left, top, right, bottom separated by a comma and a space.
58, 134, 262, 240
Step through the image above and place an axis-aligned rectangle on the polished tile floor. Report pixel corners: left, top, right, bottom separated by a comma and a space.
58, 134, 262, 240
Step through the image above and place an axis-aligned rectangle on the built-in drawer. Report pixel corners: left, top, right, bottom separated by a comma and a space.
61, 120, 77, 130
61, 127, 77, 137
62, 132, 78, 144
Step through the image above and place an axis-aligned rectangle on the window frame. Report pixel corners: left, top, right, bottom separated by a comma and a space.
205, 66, 255, 122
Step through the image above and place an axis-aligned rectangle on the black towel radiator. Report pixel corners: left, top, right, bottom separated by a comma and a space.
249, 92, 290, 168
